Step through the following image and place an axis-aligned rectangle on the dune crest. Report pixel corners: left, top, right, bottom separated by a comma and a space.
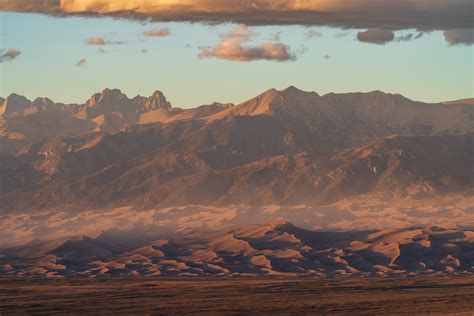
2, 221, 474, 278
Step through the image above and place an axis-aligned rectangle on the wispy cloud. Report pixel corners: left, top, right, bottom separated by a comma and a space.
76, 58, 87, 67
143, 28, 171, 37
267, 32, 282, 42
199, 26, 295, 62
0, 48, 21, 63
86, 36, 123, 45
396, 32, 425, 42
306, 30, 323, 39
335, 31, 351, 38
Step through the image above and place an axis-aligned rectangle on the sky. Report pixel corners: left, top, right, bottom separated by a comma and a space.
0, 1, 473, 107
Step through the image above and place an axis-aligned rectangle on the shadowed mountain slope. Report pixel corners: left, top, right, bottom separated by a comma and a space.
1, 133, 472, 212
0, 87, 473, 212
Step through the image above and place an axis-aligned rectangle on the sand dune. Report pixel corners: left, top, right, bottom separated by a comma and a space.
1, 193, 473, 248
1, 220, 473, 278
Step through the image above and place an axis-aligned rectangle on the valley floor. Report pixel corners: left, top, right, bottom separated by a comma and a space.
1, 277, 474, 315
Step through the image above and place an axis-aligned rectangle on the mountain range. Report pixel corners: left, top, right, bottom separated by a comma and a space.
1, 87, 473, 212
1, 87, 473, 154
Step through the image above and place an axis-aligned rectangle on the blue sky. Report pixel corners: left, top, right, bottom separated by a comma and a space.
0, 12, 473, 107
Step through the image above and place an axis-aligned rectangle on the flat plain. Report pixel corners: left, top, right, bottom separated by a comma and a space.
1, 277, 474, 315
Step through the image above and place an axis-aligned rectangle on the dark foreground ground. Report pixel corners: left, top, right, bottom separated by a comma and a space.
1, 277, 474, 315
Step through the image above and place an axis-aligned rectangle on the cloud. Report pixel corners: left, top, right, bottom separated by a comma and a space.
356, 29, 425, 44
357, 28, 395, 45
76, 58, 87, 66
143, 28, 171, 37
444, 29, 474, 46
396, 32, 425, 42
87, 37, 106, 45
1, 0, 473, 31
223, 26, 258, 41
86, 36, 123, 45
267, 32, 282, 42
335, 31, 351, 38
87, 36, 105, 45
199, 26, 295, 62
200, 42, 294, 62
0, 48, 21, 62
306, 30, 322, 39
0, 0, 60, 12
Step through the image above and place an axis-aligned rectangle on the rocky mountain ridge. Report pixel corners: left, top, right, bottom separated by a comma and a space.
2, 87, 473, 154
0, 87, 473, 212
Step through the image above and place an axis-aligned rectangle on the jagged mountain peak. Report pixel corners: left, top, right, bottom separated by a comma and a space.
279, 86, 319, 97
101, 88, 125, 97
150, 90, 166, 98
249, 86, 320, 104
86, 88, 129, 107
146, 90, 172, 110
254, 88, 283, 104
205, 88, 287, 119
245, 88, 282, 105
32, 97, 54, 107
1, 93, 32, 115
229, 86, 321, 116
5, 93, 31, 104
282, 85, 301, 92
83, 89, 173, 112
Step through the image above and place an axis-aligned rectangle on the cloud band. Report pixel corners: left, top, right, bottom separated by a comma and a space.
1, 0, 473, 31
